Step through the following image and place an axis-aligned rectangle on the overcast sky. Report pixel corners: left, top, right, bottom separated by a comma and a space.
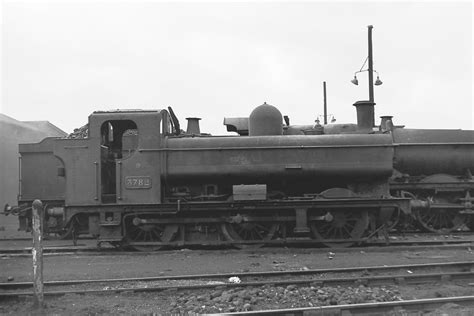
1, 1, 472, 135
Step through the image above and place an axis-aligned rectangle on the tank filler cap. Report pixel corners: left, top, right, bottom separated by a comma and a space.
185, 117, 201, 135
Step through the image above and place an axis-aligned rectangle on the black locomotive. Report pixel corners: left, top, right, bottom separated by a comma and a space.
5, 99, 474, 250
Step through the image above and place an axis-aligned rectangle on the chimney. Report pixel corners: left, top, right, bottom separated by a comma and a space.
186, 117, 201, 135
353, 100, 375, 130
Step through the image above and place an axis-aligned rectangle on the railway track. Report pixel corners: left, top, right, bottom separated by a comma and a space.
2, 260, 473, 298
214, 296, 474, 315
1, 235, 474, 255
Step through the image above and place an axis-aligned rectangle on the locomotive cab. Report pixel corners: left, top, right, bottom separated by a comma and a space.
54, 109, 172, 207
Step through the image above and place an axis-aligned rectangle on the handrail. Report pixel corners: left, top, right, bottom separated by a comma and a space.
94, 162, 99, 201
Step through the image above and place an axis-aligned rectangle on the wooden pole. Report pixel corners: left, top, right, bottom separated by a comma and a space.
32, 199, 44, 309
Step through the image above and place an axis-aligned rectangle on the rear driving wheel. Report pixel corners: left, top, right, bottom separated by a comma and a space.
414, 175, 468, 234
414, 199, 466, 234
310, 210, 369, 248
220, 219, 278, 249
414, 192, 466, 234
125, 218, 178, 251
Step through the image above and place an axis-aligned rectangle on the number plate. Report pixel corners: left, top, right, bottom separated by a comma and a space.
125, 176, 152, 189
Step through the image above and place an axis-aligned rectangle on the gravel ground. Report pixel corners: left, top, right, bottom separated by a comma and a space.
1, 283, 473, 315
1, 284, 404, 314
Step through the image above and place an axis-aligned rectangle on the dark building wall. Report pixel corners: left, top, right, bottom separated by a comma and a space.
0, 114, 66, 234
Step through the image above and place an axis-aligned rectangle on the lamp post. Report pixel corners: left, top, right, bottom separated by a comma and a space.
323, 81, 327, 125
351, 25, 383, 103
367, 25, 374, 103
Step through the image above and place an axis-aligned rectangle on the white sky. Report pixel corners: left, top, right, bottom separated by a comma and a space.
1, 1, 473, 135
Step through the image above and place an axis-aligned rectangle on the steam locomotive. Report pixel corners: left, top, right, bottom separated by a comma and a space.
5, 99, 474, 250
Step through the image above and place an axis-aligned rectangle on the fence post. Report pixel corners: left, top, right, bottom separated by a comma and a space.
32, 199, 44, 309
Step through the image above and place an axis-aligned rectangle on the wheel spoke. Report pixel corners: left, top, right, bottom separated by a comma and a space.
426, 213, 437, 226
236, 225, 245, 235
136, 230, 145, 241
343, 226, 352, 237
326, 226, 336, 236
345, 223, 356, 230
255, 223, 269, 233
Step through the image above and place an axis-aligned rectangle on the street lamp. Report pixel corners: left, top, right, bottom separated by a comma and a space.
352, 69, 383, 86
315, 114, 336, 125
351, 25, 383, 102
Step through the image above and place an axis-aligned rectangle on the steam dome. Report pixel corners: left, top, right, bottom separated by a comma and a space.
248, 102, 283, 136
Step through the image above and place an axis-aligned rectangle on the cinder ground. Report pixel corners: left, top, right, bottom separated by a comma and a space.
0, 215, 27, 239
2, 243, 474, 282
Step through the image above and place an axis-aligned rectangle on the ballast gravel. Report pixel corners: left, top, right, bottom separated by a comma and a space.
165, 284, 403, 314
